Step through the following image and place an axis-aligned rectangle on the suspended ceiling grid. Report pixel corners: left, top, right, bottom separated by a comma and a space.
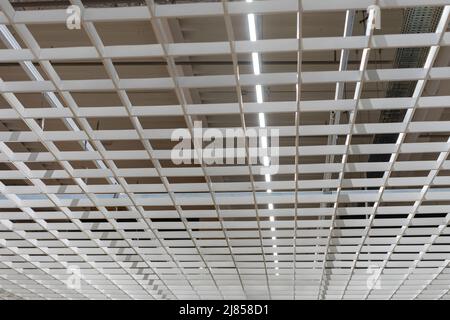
0, 0, 450, 300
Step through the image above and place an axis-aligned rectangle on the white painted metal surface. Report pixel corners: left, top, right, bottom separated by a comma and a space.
0, 0, 449, 300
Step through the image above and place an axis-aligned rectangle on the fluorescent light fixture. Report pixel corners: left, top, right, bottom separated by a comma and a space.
268, 203, 274, 211
276, 273, 279, 276
271, 227, 275, 232
274, 260, 278, 263
256, 85, 264, 104
273, 252, 278, 256
272, 244, 277, 248
246, 3, 272, 205
272, 236, 276, 240
247, 8, 267, 197
247, 14, 257, 42
0, 24, 115, 181
258, 112, 266, 127
267, 189, 272, 193
269, 215, 274, 221
261, 136, 268, 148
252, 52, 260, 75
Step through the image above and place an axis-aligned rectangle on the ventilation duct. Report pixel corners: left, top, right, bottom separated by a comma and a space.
367, 6, 443, 178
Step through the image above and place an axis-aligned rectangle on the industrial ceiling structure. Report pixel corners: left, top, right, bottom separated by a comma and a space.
0, 0, 450, 300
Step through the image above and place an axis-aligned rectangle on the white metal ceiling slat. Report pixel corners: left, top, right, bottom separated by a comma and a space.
3, 121, 450, 142
2, 96, 450, 119
1, 32, 450, 63
3, 159, 450, 179
0, 141, 446, 162
3, 67, 450, 91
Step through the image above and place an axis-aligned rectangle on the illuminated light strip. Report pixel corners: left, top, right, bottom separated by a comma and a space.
256, 85, 264, 104
252, 52, 261, 75
246, 1, 277, 265
248, 13, 257, 42
258, 111, 266, 127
